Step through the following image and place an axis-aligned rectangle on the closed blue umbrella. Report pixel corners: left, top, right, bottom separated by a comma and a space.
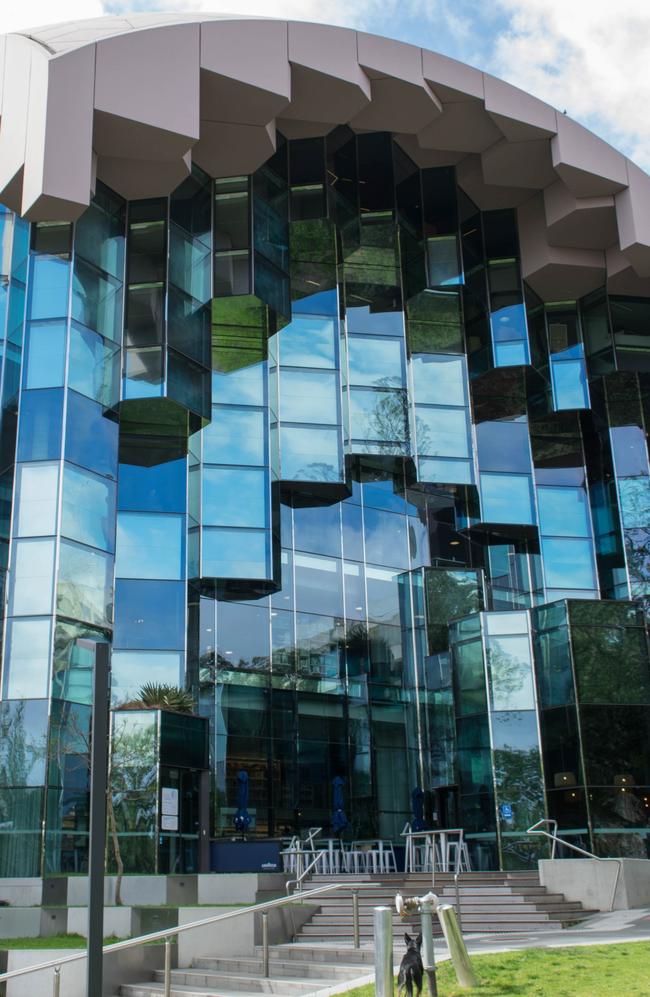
331, 776, 349, 833
234, 769, 251, 833
411, 786, 427, 831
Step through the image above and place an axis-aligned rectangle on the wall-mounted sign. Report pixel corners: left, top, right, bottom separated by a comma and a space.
161, 814, 178, 831
161, 787, 179, 816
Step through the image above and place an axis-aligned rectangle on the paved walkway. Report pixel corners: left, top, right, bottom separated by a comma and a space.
457, 905, 650, 957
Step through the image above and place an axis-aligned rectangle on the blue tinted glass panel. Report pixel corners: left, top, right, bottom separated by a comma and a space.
28, 256, 70, 320
294, 552, 344, 617
494, 340, 529, 366
541, 537, 598, 590
477, 421, 531, 473
293, 503, 341, 557
212, 363, 265, 406
68, 323, 119, 406
538, 487, 591, 538
118, 458, 187, 513
412, 354, 466, 405
490, 303, 527, 342
202, 467, 267, 528
114, 579, 185, 649
481, 473, 535, 525
202, 527, 269, 578
24, 322, 66, 389
203, 407, 266, 465
115, 512, 184, 580
416, 406, 470, 458
65, 390, 118, 479
346, 306, 404, 337
551, 358, 589, 410
17, 389, 63, 462
419, 456, 473, 484
347, 336, 404, 387
349, 388, 408, 443
61, 463, 116, 552
281, 425, 341, 480
292, 288, 338, 316
3, 618, 52, 699
112, 650, 182, 705
280, 316, 336, 368
281, 369, 338, 423
611, 426, 650, 477
364, 508, 409, 568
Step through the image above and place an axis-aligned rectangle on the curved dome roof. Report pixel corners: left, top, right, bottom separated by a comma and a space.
1, 14, 649, 298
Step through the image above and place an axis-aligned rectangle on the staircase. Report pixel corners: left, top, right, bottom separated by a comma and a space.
299, 871, 596, 939
120, 945, 373, 997
119, 871, 596, 995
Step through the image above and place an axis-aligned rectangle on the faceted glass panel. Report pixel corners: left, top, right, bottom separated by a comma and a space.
487, 635, 535, 711
3, 618, 52, 698
8, 538, 55, 616
24, 322, 66, 389
57, 540, 113, 626
202, 527, 269, 579
115, 513, 184, 580
538, 487, 592, 538
61, 464, 116, 552
204, 407, 266, 466
481, 473, 535, 525
114, 580, 186, 650
14, 463, 58, 537
202, 467, 267, 528
65, 391, 118, 480
281, 369, 338, 424
541, 538, 597, 590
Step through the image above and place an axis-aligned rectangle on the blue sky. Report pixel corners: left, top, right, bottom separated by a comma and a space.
3, 0, 649, 171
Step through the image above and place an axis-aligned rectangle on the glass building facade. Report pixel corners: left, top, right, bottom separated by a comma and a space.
1, 126, 650, 876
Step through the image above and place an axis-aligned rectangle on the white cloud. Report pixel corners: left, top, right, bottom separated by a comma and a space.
487, 0, 650, 169
0, 1, 104, 35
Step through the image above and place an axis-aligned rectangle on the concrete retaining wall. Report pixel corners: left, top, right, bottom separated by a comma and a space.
539, 857, 650, 911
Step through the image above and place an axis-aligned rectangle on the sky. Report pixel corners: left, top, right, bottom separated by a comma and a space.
2, 0, 649, 172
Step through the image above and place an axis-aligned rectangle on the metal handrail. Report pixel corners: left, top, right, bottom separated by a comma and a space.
526, 818, 622, 911
0, 880, 373, 986
286, 848, 329, 894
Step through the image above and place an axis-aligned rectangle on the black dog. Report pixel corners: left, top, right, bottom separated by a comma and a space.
397, 933, 423, 997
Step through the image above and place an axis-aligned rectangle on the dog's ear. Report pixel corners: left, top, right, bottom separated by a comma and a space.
404, 933, 412, 945
416, 934, 422, 948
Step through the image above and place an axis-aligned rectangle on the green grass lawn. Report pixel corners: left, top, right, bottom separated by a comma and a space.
0, 934, 125, 949
346, 943, 650, 997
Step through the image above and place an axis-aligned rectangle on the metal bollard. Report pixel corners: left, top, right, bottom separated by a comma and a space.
352, 890, 360, 948
262, 912, 270, 978
52, 966, 61, 997
373, 907, 393, 997
164, 936, 172, 997
418, 898, 438, 997
454, 871, 463, 932
437, 904, 478, 989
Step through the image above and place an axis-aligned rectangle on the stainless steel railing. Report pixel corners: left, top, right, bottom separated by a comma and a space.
0, 880, 374, 994
526, 818, 623, 911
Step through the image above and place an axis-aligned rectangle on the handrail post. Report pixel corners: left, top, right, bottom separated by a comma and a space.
352, 889, 360, 948
164, 935, 172, 997
373, 907, 393, 997
53, 966, 61, 997
262, 912, 269, 978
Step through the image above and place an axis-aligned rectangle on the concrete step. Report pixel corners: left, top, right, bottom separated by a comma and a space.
123, 987, 300, 997
153, 970, 334, 994
263, 944, 375, 965
192, 958, 363, 980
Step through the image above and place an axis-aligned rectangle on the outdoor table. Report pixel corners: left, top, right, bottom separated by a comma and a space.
402, 828, 467, 873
